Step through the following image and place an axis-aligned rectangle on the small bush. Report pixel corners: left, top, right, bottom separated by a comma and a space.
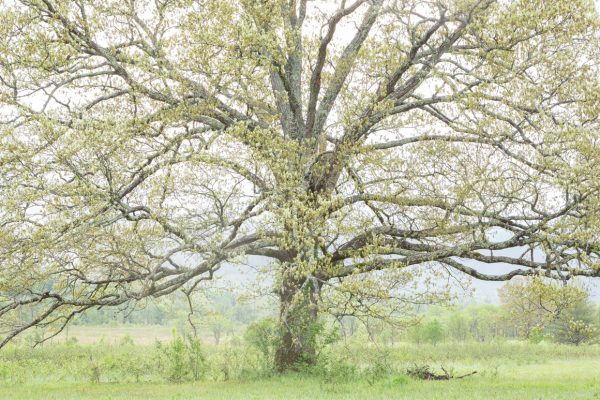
158, 332, 206, 383
120, 334, 135, 347
311, 353, 357, 386
244, 317, 280, 368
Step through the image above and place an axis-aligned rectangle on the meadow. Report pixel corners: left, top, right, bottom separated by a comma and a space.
0, 326, 599, 400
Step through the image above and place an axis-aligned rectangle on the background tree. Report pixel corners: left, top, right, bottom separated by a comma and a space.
1, 0, 600, 371
498, 277, 588, 339
410, 318, 444, 345
465, 304, 504, 342
553, 317, 598, 346
447, 311, 469, 342
550, 294, 599, 345
202, 313, 231, 345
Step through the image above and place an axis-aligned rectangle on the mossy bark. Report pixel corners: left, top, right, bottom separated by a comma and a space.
274, 278, 320, 372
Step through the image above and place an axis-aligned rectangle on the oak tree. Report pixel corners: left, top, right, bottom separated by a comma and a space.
1, 0, 600, 370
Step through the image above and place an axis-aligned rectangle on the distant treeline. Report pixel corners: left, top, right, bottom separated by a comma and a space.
69, 279, 600, 347
353, 278, 600, 346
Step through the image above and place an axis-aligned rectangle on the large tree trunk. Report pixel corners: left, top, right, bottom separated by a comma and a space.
274, 276, 320, 372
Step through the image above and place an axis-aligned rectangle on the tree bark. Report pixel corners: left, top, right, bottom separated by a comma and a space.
274, 276, 320, 372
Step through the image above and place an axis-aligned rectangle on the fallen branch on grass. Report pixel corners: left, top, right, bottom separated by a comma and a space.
406, 364, 477, 380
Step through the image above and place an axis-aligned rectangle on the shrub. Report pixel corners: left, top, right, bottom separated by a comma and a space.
244, 317, 280, 367
528, 326, 545, 344
186, 335, 206, 381
158, 332, 206, 383
311, 353, 357, 386
120, 334, 135, 347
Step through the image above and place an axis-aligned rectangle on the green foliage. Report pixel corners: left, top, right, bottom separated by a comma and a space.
554, 320, 598, 346
187, 335, 206, 381
244, 317, 280, 367
498, 278, 588, 340
363, 356, 394, 386
528, 326, 545, 344
447, 313, 469, 342
421, 319, 444, 345
408, 319, 445, 345
311, 353, 358, 386
163, 334, 187, 383
207, 341, 265, 381
307, 346, 394, 387
119, 334, 134, 347
86, 353, 102, 384
158, 332, 206, 383
245, 313, 341, 372
312, 320, 342, 359
550, 299, 599, 345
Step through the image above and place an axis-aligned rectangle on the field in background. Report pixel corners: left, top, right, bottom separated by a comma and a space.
56, 325, 175, 345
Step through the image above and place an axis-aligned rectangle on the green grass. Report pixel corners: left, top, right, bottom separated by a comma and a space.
2, 362, 600, 400
1, 336, 600, 399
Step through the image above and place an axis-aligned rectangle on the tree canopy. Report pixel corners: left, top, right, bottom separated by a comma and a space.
1, 0, 600, 369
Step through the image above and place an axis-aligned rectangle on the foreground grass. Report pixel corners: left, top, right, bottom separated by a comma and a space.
2, 362, 600, 400
1, 339, 600, 399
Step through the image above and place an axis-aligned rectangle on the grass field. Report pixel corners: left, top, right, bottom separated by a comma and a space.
2, 360, 600, 400
1, 327, 599, 399
56, 325, 175, 345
